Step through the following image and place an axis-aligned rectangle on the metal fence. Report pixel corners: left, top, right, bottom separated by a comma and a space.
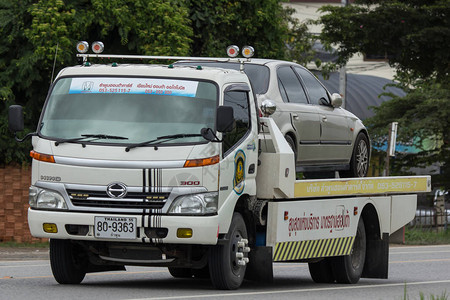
409, 190, 449, 231
409, 208, 450, 231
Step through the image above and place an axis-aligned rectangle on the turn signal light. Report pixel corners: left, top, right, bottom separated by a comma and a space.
184, 155, 219, 168
30, 151, 55, 163
43, 223, 58, 233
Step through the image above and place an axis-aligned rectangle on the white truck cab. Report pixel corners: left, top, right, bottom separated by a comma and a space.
8, 44, 430, 290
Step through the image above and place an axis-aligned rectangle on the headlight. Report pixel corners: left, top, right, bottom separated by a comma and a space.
29, 186, 67, 210
168, 192, 218, 215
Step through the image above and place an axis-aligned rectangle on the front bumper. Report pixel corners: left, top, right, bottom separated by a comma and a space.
28, 208, 219, 245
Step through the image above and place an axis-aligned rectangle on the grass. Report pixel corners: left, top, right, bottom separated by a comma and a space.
405, 227, 450, 245
0, 240, 49, 248
403, 284, 448, 300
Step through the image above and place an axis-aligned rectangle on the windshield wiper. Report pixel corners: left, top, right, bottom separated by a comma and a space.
125, 133, 202, 152
54, 134, 128, 146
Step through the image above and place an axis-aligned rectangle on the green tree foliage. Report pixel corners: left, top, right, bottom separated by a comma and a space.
1, 0, 315, 165
316, 0, 450, 188
317, 0, 450, 83
0, 0, 192, 164
368, 80, 449, 188
187, 0, 315, 63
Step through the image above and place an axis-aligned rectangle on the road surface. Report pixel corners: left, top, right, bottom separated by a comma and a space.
1, 245, 449, 299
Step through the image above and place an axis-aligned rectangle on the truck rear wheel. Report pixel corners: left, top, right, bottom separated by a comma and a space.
331, 218, 366, 283
308, 258, 335, 283
50, 239, 87, 284
209, 212, 249, 290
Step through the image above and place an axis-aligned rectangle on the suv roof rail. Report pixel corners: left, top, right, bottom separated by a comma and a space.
76, 54, 251, 64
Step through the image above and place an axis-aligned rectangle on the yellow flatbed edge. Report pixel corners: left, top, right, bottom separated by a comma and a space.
294, 176, 431, 198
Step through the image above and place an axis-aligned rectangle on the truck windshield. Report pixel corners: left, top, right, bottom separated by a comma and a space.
40, 77, 217, 145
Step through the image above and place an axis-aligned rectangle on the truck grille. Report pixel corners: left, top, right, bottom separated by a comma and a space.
67, 189, 169, 210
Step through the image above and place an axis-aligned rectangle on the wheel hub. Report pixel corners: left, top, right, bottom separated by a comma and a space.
231, 236, 250, 270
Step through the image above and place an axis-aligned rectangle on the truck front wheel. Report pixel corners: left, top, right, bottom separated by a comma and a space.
50, 239, 87, 284
209, 212, 249, 290
331, 218, 366, 283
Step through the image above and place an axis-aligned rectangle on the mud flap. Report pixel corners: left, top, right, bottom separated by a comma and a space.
245, 246, 273, 283
362, 232, 389, 279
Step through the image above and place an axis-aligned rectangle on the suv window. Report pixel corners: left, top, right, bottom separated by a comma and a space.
294, 67, 329, 105
277, 66, 308, 104
223, 91, 250, 154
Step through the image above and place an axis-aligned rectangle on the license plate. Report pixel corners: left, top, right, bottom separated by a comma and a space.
94, 216, 137, 240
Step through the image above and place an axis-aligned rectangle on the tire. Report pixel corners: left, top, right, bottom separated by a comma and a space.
285, 135, 297, 164
342, 133, 369, 178
50, 239, 87, 284
209, 212, 249, 290
331, 218, 366, 284
308, 258, 335, 283
168, 267, 193, 278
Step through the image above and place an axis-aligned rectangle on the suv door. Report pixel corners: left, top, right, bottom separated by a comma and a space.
276, 66, 321, 164
294, 67, 352, 163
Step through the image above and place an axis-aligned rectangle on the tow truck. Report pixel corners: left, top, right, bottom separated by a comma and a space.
8, 42, 431, 289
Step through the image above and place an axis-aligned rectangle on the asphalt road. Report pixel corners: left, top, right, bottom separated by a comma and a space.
1, 245, 449, 300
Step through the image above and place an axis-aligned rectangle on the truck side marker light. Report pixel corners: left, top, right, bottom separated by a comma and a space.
354, 206, 358, 216
177, 228, 193, 238
284, 211, 289, 221
43, 223, 58, 233
184, 155, 219, 168
30, 150, 55, 163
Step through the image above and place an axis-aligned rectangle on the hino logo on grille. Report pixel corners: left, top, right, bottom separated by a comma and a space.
106, 182, 128, 198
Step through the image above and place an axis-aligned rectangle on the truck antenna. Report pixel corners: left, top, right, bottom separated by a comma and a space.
50, 43, 59, 84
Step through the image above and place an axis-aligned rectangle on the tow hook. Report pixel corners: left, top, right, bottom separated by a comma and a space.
236, 238, 250, 266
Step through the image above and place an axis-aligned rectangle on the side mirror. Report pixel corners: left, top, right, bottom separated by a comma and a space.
330, 93, 343, 108
260, 99, 277, 117
216, 106, 235, 133
8, 105, 24, 133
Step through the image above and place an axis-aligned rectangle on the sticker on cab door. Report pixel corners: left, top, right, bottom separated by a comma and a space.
233, 150, 246, 195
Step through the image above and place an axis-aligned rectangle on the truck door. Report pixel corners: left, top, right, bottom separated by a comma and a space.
218, 84, 258, 229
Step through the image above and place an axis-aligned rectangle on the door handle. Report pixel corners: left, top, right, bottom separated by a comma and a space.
292, 114, 299, 120
321, 115, 327, 122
